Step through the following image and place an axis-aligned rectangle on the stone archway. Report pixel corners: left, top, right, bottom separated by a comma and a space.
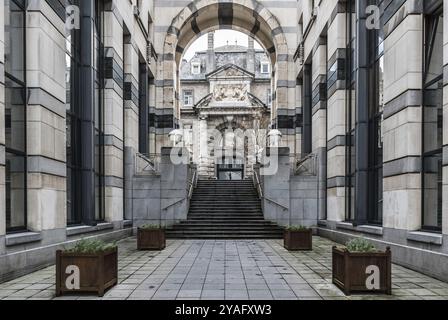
159, 0, 289, 151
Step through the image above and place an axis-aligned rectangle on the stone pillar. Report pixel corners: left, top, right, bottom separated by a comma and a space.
25, 0, 67, 236
206, 32, 215, 73
198, 116, 209, 177
260, 147, 291, 226
124, 36, 140, 221
326, 11, 347, 222
247, 36, 255, 74
382, 13, 423, 231
103, 8, 125, 224
311, 39, 327, 220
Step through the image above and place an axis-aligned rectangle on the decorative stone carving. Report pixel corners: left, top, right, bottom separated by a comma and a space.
213, 84, 248, 102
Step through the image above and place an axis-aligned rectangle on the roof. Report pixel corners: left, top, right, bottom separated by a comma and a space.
206, 63, 254, 79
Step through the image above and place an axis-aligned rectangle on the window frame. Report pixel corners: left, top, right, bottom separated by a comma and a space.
421, 3, 444, 232
5, 0, 28, 233
261, 62, 270, 74
191, 62, 201, 75
183, 89, 194, 107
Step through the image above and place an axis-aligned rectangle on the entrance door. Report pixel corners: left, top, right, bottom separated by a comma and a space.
217, 163, 244, 180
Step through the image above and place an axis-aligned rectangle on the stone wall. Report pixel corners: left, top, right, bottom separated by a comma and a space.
257, 148, 319, 227
131, 148, 190, 227
296, 0, 448, 282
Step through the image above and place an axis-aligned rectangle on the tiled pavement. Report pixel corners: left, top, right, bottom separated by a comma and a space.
1, 237, 448, 300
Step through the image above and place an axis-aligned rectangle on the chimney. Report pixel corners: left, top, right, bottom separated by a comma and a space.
247, 36, 255, 74
206, 32, 216, 73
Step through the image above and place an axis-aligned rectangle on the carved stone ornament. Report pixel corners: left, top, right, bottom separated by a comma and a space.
213, 85, 248, 102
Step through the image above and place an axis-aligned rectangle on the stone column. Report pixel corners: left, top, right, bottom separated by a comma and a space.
206, 32, 215, 73
382, 13, 423, 231
198, 116, 209, 177
103, 8, 125, 225
26, 0, 67, 236
247, 36, 255, 74
311, 39, 327, 220
124, 36, 140, 221
326, 10, 347, 222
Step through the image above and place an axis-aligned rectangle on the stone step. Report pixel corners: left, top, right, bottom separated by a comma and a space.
166, 230, 283, 235
178, 221, 277, 226
186, 216, 265, 220
167, 179, 279, 239
165, 234, 283, 239
168, 226, 283, 231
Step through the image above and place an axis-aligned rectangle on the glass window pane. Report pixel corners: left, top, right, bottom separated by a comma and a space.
423, 154, 442, 229
5, 152, 26, 230
425, 15, 443, 85
5, 79, 26, 154
5, 0, 25, 82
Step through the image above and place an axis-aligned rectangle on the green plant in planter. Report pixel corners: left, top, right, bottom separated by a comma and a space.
345, 238, 377, 253
140, 224, 164, 230
65, 239, 117, 254
286, 225, 309, 231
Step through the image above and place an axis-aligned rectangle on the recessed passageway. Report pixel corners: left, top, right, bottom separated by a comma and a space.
1, 237, 447, 300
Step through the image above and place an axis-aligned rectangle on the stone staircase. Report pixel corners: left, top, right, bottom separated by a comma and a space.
166, 179, 284, 239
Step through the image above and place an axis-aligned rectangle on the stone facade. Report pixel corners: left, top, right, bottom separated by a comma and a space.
297, 0, 448, 282
179, 37, 272, 179
0, 0, 448, 285
0, 0, 300, 283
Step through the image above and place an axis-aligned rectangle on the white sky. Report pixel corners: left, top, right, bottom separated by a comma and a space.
183, 30, 263, 61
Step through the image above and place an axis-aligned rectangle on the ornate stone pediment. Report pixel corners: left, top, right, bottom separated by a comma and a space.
206, 64, 254, 80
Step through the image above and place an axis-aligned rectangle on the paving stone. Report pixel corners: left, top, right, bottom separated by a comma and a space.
1, 237, 447, 300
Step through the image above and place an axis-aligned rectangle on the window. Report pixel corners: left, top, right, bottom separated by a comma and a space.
345, 0, 356, 222
66, 0, 105, 225
367, 14, 384, 225
191, 62, 201, 75
139, 62, 149, 155
94, 0, 105, 222
5, 0, 27, 232
183, 90, 194, 107
422, 4, 443, 231
261, 62, 270, 74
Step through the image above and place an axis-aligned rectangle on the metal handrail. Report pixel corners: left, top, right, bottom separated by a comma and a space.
135, 152, 158, 173
253, 169, 264, 199
264, 197, 289, 211
295, 153, 317, 175
187, 167, 198, 200
162, 198, 185, 211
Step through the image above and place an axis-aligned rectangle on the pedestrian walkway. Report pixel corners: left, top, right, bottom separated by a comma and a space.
1, 237, 447, 300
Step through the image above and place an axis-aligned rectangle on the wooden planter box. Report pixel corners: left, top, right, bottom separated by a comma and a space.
137, 228, 166, 250
56, 248, 118, 297
284, 229, 313, 251
332, 246, 392, 295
